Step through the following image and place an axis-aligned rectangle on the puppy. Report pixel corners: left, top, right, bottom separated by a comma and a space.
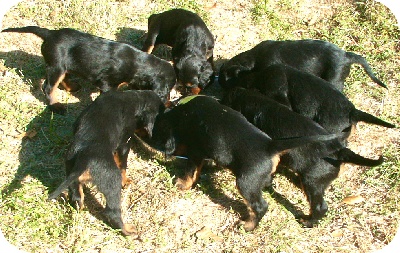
218, 39, 386, 91
2, 26, 176, 114
142, 8, 215, 93
48, 90, 165, 236
222, 64, 395, 133
150, 95, 347, 231
222, 87, 384, 227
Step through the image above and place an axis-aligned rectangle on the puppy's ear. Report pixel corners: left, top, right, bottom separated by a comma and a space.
175, 59, 184, 70
165, 135, 176, 155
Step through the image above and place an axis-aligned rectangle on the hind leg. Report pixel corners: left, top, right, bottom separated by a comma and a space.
299, 163, 339, 227
236, 170, 270, 231
60, 74, 82, 92
95, 164, 136, 236
142, 20, 160, 54
113, 143, 132, 188
68, 182, 85, 210
42, 66, 67, 114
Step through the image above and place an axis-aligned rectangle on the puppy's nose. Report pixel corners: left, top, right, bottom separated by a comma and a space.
190, 86, 201, 95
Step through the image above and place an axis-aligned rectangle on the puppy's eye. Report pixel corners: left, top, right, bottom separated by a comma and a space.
200, 65, 205, 72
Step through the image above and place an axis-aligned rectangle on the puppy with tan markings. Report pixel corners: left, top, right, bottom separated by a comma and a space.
221, 64, 395, 133
142, 9, 215, 94
222, 87, 384, 227
219, 39, 387, 91
150, 95, 348, 231
2, 26, 176, 114
48, 90, 165, 236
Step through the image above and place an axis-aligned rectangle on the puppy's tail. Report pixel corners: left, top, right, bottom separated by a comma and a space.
336, 148, 384, 167
47, 170, 83, 200
351, 109, 396, 128
270, 129, 350, 154
47, 152, 92, 200
345, 52, 387, 89
1, 26, 51, 40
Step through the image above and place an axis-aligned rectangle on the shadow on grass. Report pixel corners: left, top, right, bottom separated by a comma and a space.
1, 102, 86, 197
115, 27, 173, 61
159, 158, 308, 226
0, 50, 101, 108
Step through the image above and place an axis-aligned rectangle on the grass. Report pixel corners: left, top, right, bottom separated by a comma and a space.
0, 0, 399, 252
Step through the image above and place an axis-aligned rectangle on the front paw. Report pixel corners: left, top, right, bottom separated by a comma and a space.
175, 178, 193, 191
298, 215, 319, 228
49, 103, 66, 115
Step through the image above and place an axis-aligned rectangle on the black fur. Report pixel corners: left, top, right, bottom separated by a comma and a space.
150, 95, 348, 231
142, 9, 215, 92
2, 26, 176, 114
222, 87, 383, 226
218, 39, 386, 91
222, 64, 395, 133
48, 90, 165, 236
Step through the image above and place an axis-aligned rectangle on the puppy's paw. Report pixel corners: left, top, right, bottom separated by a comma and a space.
175, 178, 192, 191
122, 178, 133, 189
49, 103, 66, 115
122, 224, 138, 237
238, 219, 257, 232
298, 216, 318, 228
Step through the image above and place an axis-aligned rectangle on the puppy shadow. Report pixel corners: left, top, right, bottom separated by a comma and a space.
115, 27, 147, 48
160, 159, 249, 223
0, 50, 45, 101
162, 159, 308, 226
115, 27, 172, 61
0, 50, 98, 108
269, 168, 309, 220
1, 102, 90, 197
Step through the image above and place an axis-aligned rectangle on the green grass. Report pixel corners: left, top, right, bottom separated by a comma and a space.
0, 0, 399, 252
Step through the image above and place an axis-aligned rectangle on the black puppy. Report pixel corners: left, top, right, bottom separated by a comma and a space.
2, 26, 176, 114
222, 64, 395, 133
222, 87, 383, 227
150, 95, 347, 231
218, 39, 386, 91
142, 9, 215, 93
48, 90, 165, 236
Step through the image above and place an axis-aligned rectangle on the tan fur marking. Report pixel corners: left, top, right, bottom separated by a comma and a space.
113, 152, 123, 169
121, 168, 132, 188
78, 183, 85, 210
191, 87, 201, 95
122, 223, 137, 236
176, 160, 204, 190
78, 169, 92, 183
242, 199, 257, 231
271, 154, 281, 174
191, 160, 204, 183
146, 45, 154, 54
48, 72, 67, 105
117, 82, 129, 89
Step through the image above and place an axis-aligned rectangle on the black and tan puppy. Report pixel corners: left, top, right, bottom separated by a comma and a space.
218, 39, 386, 91
142, 9, 215, 94
222, 64, 395, 133
222, 87, 383, 227
150, 95, 347, 231
48, 90, 165, 236
2, 26, 176, 114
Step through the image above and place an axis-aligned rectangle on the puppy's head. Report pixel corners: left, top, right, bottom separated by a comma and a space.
218, 63, 243, 89
150, 109, 176, 155
175, 56, 214, 93
136, 91, 166, 139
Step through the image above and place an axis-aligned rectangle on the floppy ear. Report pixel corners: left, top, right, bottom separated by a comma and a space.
165, 134, 176, 155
